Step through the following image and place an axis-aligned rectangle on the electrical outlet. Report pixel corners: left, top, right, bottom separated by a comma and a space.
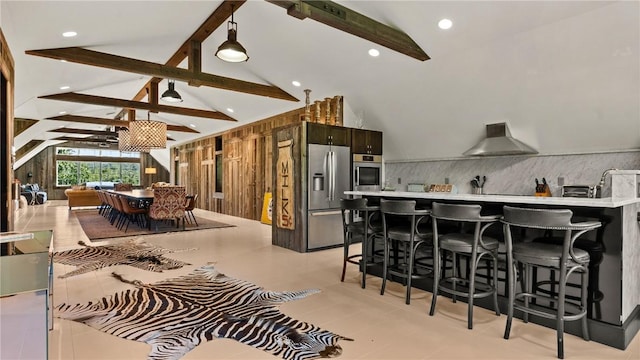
558, 177, 565, 186
397, 177, 401, 184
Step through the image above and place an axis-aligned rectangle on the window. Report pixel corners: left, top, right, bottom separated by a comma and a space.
56, 147, 140, 158
56, 147, 142, 186
57, 161, 141, 186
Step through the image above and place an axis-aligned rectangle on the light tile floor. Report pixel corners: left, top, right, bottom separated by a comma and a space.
2, 200, 639, 359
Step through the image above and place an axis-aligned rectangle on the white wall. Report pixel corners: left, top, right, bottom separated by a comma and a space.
362, 2, 639, 161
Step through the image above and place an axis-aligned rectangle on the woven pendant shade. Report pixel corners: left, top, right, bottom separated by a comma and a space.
129, 120, 167, 149
118, 129, 150, 153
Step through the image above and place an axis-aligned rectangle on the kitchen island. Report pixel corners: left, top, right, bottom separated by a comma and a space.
345, 190, 640, 350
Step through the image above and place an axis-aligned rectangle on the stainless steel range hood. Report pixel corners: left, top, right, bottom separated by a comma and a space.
463, 122, 538, 156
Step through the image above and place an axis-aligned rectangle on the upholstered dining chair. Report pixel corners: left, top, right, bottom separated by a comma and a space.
148, 186, 187, 231
114, 183, 133, 191
184, 194, 198, 226
118, 196, 148, 232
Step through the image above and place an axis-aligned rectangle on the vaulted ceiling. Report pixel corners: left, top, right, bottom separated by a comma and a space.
2, 1, 638, 170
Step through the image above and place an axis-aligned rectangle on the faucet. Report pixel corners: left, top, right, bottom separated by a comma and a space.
595, 168, 618, 198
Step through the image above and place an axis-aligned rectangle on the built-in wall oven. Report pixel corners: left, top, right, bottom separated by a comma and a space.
353, 154, 382, 191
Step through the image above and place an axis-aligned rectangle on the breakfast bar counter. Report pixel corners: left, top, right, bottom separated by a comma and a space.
345, 190, 640, 350
346, 190, 640, 207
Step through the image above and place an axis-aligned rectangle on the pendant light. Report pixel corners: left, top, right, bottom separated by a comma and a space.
128, 112, 167, 150
215, 5, 249, 63
160, 80, 183, 103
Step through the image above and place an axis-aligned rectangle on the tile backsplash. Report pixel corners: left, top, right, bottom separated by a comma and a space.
384, 151, 640, 197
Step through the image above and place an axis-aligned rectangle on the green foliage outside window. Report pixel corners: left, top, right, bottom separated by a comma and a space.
57, 161, 79, 186
56, 147, 142, 186
57, 161, 141, 186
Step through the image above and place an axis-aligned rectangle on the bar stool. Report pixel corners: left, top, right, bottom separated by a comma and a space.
428, 202, 501, 329
339, 198, 381, 289
532, 214, 609, 319
501, 206, 601, 359
379, 199, 432, 305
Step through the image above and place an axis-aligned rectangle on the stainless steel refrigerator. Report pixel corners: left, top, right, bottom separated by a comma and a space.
307, 143, 351, 250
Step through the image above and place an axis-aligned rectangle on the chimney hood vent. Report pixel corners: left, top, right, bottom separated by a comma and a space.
463, 122, 538, 156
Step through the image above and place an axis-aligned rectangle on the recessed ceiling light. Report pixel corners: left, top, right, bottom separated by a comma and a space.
62, 31, 77, 38
368, 49, 380, 57
292, 81, 301, 87
227, 108, 234, 113
438, 18, 453, 30
189, 124, 196, 128
59, 111, 67, 115
59, 85, 70, 90
60, 60, 67, 63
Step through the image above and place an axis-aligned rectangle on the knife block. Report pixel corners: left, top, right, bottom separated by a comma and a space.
535, 184, 552, 197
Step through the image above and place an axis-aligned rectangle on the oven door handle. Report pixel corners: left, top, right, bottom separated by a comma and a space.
355, 167, 360, 186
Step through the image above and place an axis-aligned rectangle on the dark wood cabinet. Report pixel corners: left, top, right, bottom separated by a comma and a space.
306, 122, 350, 146
351, 129, 383, 155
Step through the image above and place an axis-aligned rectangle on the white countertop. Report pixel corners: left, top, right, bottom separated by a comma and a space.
344, 191, 640, 208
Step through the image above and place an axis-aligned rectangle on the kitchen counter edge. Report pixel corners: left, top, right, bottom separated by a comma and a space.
344, 191, 640, 208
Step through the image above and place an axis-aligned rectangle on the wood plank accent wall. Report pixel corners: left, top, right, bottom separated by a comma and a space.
1, 27, 15, 232
173, 106, 307, 220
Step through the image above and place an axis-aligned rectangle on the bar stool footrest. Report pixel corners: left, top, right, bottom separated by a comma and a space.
514, 293, 587, 321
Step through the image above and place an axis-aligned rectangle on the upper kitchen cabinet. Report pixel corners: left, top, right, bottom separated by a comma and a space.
306, 122, 350, 146
351, 129, 383, 155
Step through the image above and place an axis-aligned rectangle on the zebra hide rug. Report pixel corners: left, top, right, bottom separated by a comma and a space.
53, 239, 194, 278
56, 264, 352, 360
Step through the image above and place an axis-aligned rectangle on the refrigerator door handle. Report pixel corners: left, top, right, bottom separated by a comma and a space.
327, 151, 335, 201
330, 151, 336, 201
324, 151, 330, 200
333, 151, 337, 199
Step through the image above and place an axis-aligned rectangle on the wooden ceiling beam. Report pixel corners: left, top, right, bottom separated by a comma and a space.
267, 0, 429, 61
49, 128, 119, 136
39, 92, 236, 121
47, 128, 175, 141
129, 0, 247, 110
50, 136, 116, 143
46, 114, 200, 134
52, 136, 176, 144
27, 47, 298, 102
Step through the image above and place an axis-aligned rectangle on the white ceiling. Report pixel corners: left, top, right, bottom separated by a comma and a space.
2, 1, 638, 170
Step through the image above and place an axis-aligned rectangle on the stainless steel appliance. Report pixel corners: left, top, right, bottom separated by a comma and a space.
307, 144, 351, 250
562, 185, 597, 198
353, 154, 382, 191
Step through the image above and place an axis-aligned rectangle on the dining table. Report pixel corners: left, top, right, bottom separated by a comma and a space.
106, 189, 155, 209
108, 189, 155, 201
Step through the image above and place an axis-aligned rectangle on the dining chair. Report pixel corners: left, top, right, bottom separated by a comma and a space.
148, 186, 187, 231
184, 194, 198, 226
